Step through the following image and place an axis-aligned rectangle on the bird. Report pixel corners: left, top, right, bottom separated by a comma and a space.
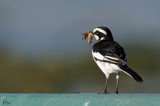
90, 26, 143, 94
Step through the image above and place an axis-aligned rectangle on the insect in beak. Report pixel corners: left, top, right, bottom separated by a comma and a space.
82, 31, 93, 44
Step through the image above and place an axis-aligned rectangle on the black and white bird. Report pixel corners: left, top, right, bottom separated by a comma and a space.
91, 26, 143, 94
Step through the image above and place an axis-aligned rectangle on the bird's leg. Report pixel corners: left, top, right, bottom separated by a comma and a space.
98, 78, 109, 94
115, 73, 120, 94
104, 78, 109, 94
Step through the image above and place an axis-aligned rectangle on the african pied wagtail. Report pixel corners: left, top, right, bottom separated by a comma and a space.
91, 26, 143, 94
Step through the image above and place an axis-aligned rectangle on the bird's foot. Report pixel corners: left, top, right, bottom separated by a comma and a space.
97, 90, 109, 94
115, 89, 119, 94
115, 91, 119, 94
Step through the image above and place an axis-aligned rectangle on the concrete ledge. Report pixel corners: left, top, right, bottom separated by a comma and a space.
0, 94, 160, 106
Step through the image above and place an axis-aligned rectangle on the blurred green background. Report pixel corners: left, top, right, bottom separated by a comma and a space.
0, 0, 160, 93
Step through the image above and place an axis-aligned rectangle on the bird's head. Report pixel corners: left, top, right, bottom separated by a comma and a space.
92, 26, 114, 42
82, 26, 114, 44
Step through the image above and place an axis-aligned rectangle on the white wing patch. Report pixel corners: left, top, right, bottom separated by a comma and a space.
92, 52, 116, 63
92, 52, 106, 60
92, 51, 126, 65
105, 55, 119, 60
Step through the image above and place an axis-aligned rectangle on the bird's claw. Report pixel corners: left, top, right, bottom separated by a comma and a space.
115, 91, 119, 94
97, 90, 109, 94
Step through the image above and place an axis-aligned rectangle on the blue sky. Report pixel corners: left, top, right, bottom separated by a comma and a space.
0, 0, 160, 56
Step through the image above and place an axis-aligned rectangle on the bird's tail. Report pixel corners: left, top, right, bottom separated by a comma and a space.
120, 65, 143, 83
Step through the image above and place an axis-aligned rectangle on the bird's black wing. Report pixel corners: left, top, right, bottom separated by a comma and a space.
93, 41, 127, 65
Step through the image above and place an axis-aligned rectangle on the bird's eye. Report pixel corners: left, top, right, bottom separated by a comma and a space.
95, 32, 99, 35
